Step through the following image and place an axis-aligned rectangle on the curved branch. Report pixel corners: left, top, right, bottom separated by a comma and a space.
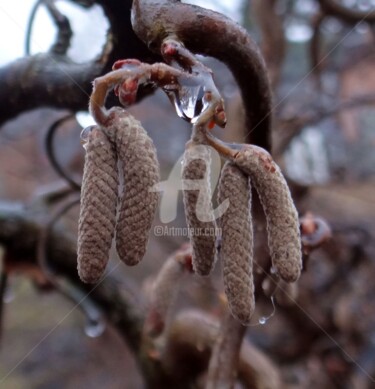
0, 201, 144, 353
310, 11, 326, 83
318, 0, 375, 24
164, 310, 282, 388
45, 114, 81, 190
206, 313, 246, 389
0, 0, 159, 127
132, 0, 273, 151
275, 93, 375, 155
252, 0, 286, 89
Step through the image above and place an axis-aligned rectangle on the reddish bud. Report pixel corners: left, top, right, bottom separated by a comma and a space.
112, 59, 142, 70
162, 42, 178, 57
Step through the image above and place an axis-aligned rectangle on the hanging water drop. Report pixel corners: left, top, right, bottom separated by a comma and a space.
163, 84, 204, 122
80, 125, 96, 150
164, 89, 189, 121
259, 317, 267, 325
250, 296, 276, 327
84, 317, 106, 338
178, 85, 204, 120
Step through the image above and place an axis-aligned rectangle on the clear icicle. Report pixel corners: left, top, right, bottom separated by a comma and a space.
84, 317, 106, 338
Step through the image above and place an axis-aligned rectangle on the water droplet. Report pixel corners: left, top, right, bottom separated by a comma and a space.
250, 296, 276, 327
259, 317, 267, 325
84, 318, 106, 338
164, 89, 188, 121
163, 84, 204, 122
80, 125, 95, 149
179, 85, 203, 120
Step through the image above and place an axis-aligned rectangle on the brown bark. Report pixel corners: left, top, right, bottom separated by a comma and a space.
0, 0, 159, 126
132, 0, 273, 150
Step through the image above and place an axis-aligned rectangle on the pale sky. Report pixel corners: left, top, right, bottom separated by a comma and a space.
0, 0, 241, 66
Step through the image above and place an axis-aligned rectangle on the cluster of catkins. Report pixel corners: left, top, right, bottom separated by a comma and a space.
77, 108, 160, 283
181, 140, 302, 325
77, 106, 302, 326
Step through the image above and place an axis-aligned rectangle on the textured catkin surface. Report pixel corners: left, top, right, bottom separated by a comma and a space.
182, 143, 217, 276
218, 162, 255, 325
78, 126, 118, 283
234, 145, 302, 282
105, 109, 160, 266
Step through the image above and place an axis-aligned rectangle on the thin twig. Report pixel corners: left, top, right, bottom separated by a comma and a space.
318, 0, 375, 24
0, 271, 8, 344
205, 312, 247, 389
45, 114, 81, 191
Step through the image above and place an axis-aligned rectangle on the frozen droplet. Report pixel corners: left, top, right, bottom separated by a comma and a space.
179, 85, 203, 120
163, 84, 204, 122
164, 89, 188, 121
84, 318, 106, 338
259, 317, 267, 325
250, 296, 276, 327
80, 125, 95, 149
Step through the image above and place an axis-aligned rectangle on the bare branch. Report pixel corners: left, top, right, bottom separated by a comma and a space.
275, 93, 375, 155
252, 0, 286, 89
318, 0, 375, 24
164, 310, 282, 388
0, 0, 160, 127
206, 313, 246, 389
132, 0, 273, 150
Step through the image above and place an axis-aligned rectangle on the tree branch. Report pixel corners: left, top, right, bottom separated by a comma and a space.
0, 0, 159, 127
205, 312, 246, 389
164, 310, 282, 388
132, 0, 273, 150
318, 0, 375, 24
252, 0, 286, 89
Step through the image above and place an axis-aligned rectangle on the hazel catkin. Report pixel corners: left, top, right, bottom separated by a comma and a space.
182, 142, 217, 276
104, 109, 160, 266
233, 145, 302, 283
217, 162, 255, 325
77, 126, 118, 283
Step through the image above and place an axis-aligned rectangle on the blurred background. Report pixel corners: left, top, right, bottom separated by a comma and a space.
0, 0, 375, 388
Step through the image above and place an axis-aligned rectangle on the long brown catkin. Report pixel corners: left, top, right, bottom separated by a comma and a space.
233, 145, 302, 283
218, 162, 255, 325
78, 126, 118, 283
104, 108, 160, 266
182, 142, 217, 276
